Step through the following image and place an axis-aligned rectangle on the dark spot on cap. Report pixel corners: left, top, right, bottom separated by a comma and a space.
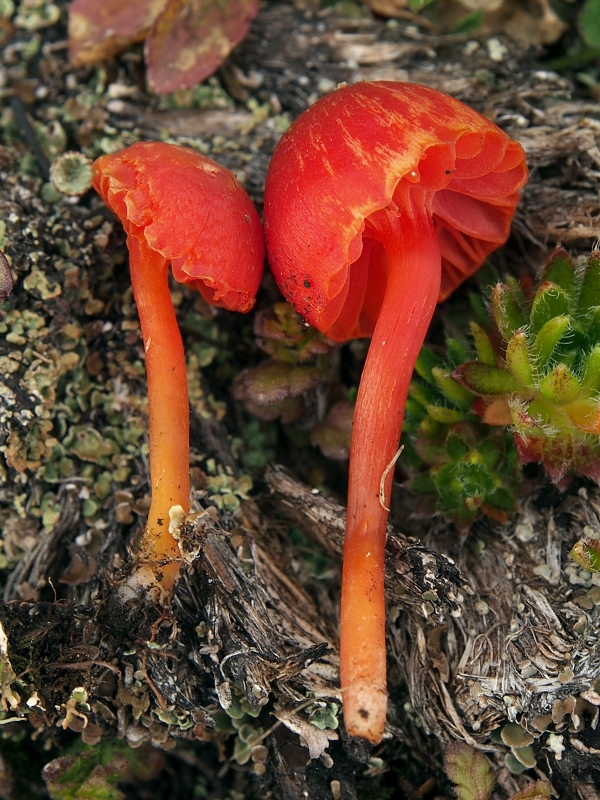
304, 279, 311, 288
358, 708, 369, 719
445, 169, 452, 175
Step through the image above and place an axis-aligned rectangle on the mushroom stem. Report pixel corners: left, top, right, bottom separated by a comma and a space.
128, 231, 189, 590
340, 201, 441, 743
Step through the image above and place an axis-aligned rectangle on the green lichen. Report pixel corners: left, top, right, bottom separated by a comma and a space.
306, 700, 339, 731
50, 152, 94, 196
161, 80, 235, 112
0, 215, 151, 542
22, 265, 61, 299
14, 0, 59, 31
204, 460, 252, 512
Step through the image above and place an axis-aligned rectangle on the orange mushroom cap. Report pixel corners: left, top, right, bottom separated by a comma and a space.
264, 81, 528, 342
93, 140, 264, 311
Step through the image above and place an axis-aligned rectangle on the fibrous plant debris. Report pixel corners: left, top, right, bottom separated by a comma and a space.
0, 251, 12, 300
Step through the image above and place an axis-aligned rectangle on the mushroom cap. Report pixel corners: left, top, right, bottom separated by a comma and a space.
93, 141, 264, 312
264, 81, 528, 341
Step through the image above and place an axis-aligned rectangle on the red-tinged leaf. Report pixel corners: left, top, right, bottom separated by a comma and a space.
311, 401, 354, 461
542, 434, 574, 485
233, 361, 322, 406
571, 537, 600, 573
511, 779, 553, 799
145, 0, 260, 93
68, 0, 166, 66
514, 434, 543, 465
573, 442, 600, 479
542, 245, 576, 290
445, 742, 494, 800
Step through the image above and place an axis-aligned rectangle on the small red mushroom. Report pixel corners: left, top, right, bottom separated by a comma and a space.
263, 81, 528, 743
93, 141, 264, 598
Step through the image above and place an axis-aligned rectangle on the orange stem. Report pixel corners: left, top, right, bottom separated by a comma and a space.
340, 203, 441, 743
127, 232, 190, 592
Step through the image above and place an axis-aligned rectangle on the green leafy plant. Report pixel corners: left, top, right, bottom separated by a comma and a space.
571, 534, 600, 573
542, 0, 600, 86
445, 742, 495, 800
452, 247, 600, 486
579, 0, 600, 48
444, 742, 553, 800
42, 741, 163, 800
402, 336, 521, 526
402, 247, 600, 524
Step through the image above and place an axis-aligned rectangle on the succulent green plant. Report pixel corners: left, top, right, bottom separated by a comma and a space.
402, 335, 521, 526
452, 247, 600, 486
570, 533, 600, 573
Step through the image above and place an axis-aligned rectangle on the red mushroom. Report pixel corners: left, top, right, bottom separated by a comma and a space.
93, 141, 264, 598
263, 81, 527, 743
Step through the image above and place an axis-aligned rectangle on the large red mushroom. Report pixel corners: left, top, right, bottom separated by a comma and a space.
263, 81, 528, 743
93, 141, 264, 599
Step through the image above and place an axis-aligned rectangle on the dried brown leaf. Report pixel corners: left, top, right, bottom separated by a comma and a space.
273, 707, 339, 760
145, 0, 260, 93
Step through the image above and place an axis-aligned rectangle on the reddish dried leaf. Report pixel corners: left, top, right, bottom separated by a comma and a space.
68, 0, 166, 66
145, 0, 260, 93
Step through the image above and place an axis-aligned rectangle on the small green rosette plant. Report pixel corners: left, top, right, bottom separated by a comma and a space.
402, 336, 521, 526
452, 247, 600, 486
402, 247, 600, 525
